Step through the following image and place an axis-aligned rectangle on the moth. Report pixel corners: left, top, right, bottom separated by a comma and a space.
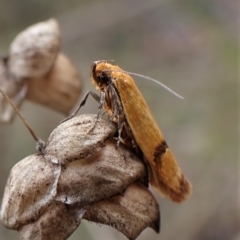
69, 60, 191, 202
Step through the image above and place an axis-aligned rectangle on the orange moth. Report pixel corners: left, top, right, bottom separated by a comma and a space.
91, 61, 191, 203
68, 60, 191, 202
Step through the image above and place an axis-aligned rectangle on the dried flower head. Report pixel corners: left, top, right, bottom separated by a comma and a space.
0, 114, 160, 240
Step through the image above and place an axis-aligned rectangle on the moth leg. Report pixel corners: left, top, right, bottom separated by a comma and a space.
125, 125, 138, 150
95, 91, 105, 123
108, 99, 121, 147
107, 84, 125, 147
116, 117, 124, 148
88, 91, 106, 132
61, 91, 100, 124
101, 109, 108, 118
109, 105, 118, 121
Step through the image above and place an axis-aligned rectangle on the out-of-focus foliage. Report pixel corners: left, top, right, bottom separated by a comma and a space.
0, 0, 238, 240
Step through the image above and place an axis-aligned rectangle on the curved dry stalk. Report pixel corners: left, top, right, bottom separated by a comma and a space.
0, 87, 46, 153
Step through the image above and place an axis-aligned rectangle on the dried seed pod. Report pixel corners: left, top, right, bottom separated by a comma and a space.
84, 183, 160, 240
19, 202, 86, 240
0, 115, 118, 230
7, 19, 60, 79
18, 183, 159, 240
0, 59, 27, 122
25, 53, 83, 115
0, 19, 82, 120
1, 114, 159, 240
0, 154, 61, 229
45, 114, 117, 164
55, 139, 146, 205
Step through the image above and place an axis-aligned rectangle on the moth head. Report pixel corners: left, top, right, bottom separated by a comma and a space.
90, 60, 113, 91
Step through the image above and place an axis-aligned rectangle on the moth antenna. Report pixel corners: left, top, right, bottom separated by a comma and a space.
0, 88, 46, 153
95, 60, 114, 65
103, 69, 184, 99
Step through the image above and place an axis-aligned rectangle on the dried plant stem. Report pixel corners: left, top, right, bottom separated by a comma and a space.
0, 87, 45, 152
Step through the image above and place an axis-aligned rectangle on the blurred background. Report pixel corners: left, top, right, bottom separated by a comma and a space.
0, 0, 238, 239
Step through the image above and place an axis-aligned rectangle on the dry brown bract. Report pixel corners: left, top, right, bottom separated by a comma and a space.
0, 114, 160, 240
0, 19, 82, 122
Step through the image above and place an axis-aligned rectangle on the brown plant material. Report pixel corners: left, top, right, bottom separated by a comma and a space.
45, 114, 117, 164
84, 182, 160, 240
55, 139, 146, 205
0, 60, 27, 122
0, 114, 160, 240
19, 202, 85, 240
0, 154, 60, 229
26, 53, 82, 115
8, 19, 60, 79
0, 19, 82, 122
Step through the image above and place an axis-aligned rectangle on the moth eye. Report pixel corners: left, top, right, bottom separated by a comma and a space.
97, 72, 110, 85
